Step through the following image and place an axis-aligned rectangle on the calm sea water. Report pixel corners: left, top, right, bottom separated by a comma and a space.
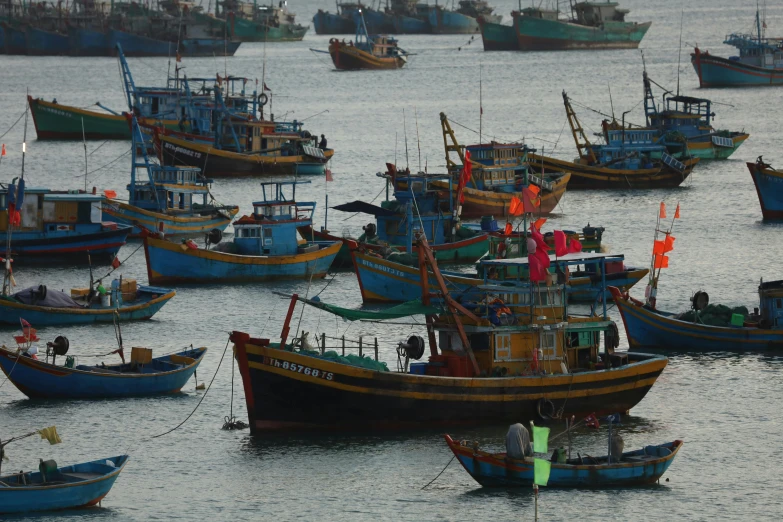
2, 1, 783, 520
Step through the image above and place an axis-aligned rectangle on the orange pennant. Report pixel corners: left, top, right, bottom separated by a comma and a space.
654, 254, 669, 269
1, 144, 5, 156
509, 196, 522, 216
103, 189, 117, 199
674, 204, 680, 219
533, 218, 547, 231
659, 202, 666, 219
653, 240, 665, 255
664, 235, 675, 253
504, 222, 513, 236
527, 184, 540, 196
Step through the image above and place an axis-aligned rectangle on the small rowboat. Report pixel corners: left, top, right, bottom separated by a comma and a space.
445, 435, 682, 488
0, 346, 206, 399
0, 455, 128, 514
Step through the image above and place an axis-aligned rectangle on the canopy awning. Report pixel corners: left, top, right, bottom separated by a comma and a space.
331, 200, 397, 217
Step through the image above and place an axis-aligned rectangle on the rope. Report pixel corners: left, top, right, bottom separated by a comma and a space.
421, 455, 455, 489
0, 351, 21, 391
151, 337, 231, 439
222, 347, 248, 430
0, 110, 27, 141
74, 147, 131, 180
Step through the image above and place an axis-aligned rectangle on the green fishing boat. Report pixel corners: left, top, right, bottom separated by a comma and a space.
205, 0, 308, 42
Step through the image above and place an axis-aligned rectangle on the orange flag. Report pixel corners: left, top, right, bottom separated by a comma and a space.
533, 218, 547, 230
504, 222, 513, 236
104, 189, 117, 199
509, 196, 522, 216
1, 144, 5, 156
659, 202, 666, 219
654, 254, 669, 269
664, 235, 675, 252
653, 240, 665, 255
527, 184, 540, 196
674, 204, 680, 219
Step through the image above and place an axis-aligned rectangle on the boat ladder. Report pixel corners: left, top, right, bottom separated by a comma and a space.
661, 152, 686, 173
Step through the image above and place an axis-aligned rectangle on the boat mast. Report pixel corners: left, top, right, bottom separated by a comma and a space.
3, 110, 28, 297
562, 91, 596, 163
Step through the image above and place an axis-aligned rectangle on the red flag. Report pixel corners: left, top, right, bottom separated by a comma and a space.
533, 218, 547, 230
664, 235, 675, 253
528, 253, 546, 282
553, 230, 567, 257
654, 254, 669, 269
568, 238, 582, 253
659, 202, 666, 219
325, 169, 333, 182
653, 240, 665, 255
1, 144, 5, 156
461, 150, 472, 185
111, 256, 121, 269
509, 196, 522, 216
104, 189, 117, 199
585, 413, 600, 429
12, 211, 20, 226
263, 82, 271, 92
20, 318, 30, 328
503, 222, 512, 236
674, 204, 680, 219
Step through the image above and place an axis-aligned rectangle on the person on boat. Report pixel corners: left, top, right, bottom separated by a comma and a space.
319, 134, 328, 149
52, 98, 57, 104
506, 423, 533, 459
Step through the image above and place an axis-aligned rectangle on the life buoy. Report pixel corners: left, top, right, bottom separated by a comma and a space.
537, 398, 555, 420
258, 93, 268, 106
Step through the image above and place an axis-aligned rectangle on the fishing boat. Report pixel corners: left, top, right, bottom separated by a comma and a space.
445, 435, 681, 488
0, 279, 175, 326
0, 455, 129, 513
478, 11, 520, 51
102, 117, 238, 236
208, 0, 308, 42
428, 0, 500, 35
530, 92, 699, 189
691, 9, 783, 88
313, 2, 360, 34
0, 182, 131, 263
513, 2, 650, 50
230, 234, 667, 432
430, 112, 569, 217
642, 71, 749, 160
142, 182, 341, 284
390, 1, 432, 34
298, 167, 489, 269
27, 97, 133, 140
327, 11, 410, 70
0, 332, 206, 398
353, 247, 647, 304
106, 29, 240, 57
747, 157, 783, 220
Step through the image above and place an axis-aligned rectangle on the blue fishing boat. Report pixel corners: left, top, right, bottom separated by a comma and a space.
691, 9, 783, 87
0, 280, 175, 326
67, 26, 109, 56
3, 23, 26, 54
428, 0, 500, 34
611, 281, 783, 352
642, 71, 749, 160
24, 26, 69, 55
353, 249, 646, 303
299, 167, 489, 269
445, 435, 681, 487
388, 1, 431, 34
107, 29, 240, 57
0, 182, 131, 264
0, 340, 206, 398
102, 116, 238, 236
313, 2, 360, 34
142, 182, 341, 284
0, 455, 128, 513
361, 6, 395, 34
747, 157, 783, 220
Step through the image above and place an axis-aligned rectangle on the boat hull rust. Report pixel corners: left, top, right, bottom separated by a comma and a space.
691, 48, 783, 88
748, 161, 783, 220
0, 347, 206, 399
231, 332, 667, 432
446, 435, 682, 488
143, 235, 341, 284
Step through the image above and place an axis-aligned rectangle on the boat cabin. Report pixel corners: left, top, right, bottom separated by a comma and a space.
724, 33, 783, 68
758, 280, 783, 329
128, 164, 213, 214
233, 181, 316, 256
0, 185, 107, 233
520, 7, 558, 21
462, 142, 555, 194
572, 2, 629, 26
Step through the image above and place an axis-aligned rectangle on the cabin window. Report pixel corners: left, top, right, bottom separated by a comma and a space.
494, 333, 511, 361
178, 193, 185, 209
540, 331, 557, 359
168, 192, 175, 209
777, 299, 782, 309
0, 194, 6, 209
263, 227, 273, 245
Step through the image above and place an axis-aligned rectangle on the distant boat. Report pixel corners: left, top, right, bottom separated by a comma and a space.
0, 343, 206, 399
445, 435, 682, 488
642, 71, 749, 160
313, 2, 361, 34
102, 116, 238, 236
0, 455, 129, 514
0, 183, 131, 264
142, 182, 341, 284
691, 9, 783, 87
208, 0, 308, 42
515, 3, 650, 51
328, 11, 410, 70
428, 0, 501, 35
747, 157, 783, 220
477, 12, 520, 51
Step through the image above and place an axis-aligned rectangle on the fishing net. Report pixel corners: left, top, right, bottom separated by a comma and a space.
304, 297, 442, 321
297, 349, 390, 372
678, 304, 750, 327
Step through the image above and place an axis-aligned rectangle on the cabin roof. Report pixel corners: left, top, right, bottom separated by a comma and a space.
666, 95, 709, 105
481, 252, 624, 266
332, 200, 397, 217
43, 193, 105, 202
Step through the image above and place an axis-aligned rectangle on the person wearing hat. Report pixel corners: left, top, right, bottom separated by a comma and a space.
319, 134, 327, 149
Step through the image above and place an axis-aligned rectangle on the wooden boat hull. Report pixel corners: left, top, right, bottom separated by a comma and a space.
102, 199, 238, 237
684, 133, 748, 160
478, 16, 519, 51
446, 435, 682, 488
143, 235, 341, 284
528, 153, 698, 189
298, 225, 489, 269
747, 161, 783, 220
691, 48, 783, 88
156, 132, 333, 177
0, 224, 131, 263
328, 40, 406, 70
313, 10, 356, 35
0, 287, 175, 326
429, 174, 570, 217
231, 331, 667, 432
0, 455, 128, 514
611, 287, 783, 351
516, 18, 651, 50
0, 347, 205, 399
353, 250, 646, 303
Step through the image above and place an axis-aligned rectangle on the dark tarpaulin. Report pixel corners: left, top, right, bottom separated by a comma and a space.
331, 200, 397, 217
302, 297, 442, 321
13, 287, 84, 308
